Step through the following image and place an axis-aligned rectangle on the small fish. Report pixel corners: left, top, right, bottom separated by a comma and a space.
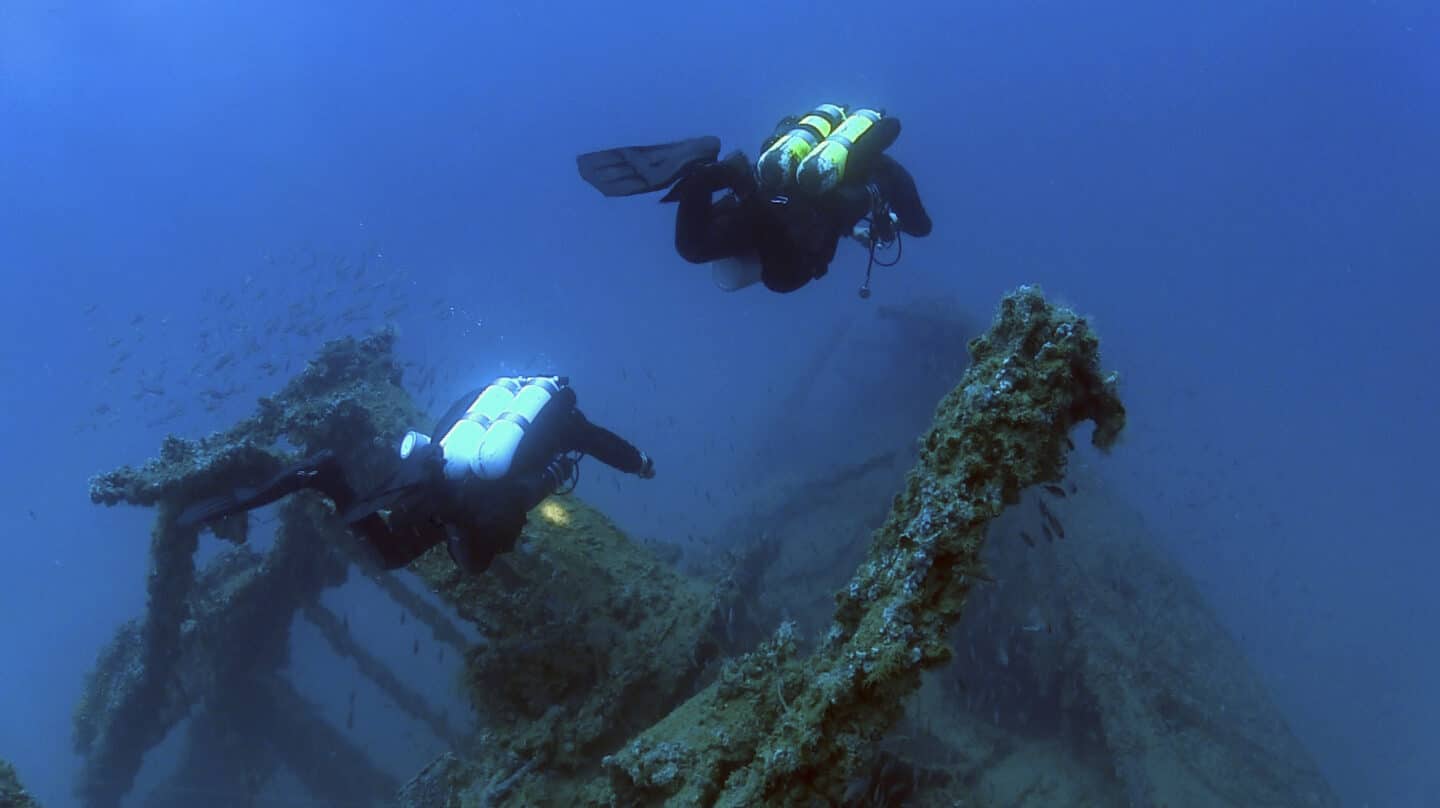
27, 509, 37, 520
412, 639, 420, 655
1020, 531, 1037, 549
1042, 484, 1067, 498
345, 706, 355, 731
400, 611, 407, 625
1040, 521, 1055, 543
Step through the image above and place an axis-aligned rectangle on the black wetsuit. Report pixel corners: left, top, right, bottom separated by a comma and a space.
671, 149, 932, 293
178, 385, 650, 574
351, 385, 648, 572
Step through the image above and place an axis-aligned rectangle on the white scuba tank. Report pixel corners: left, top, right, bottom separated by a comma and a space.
402, 376, 565, 481
436, 380, 520, 478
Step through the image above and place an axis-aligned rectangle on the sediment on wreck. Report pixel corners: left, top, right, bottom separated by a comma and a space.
599, 285, 1126, 806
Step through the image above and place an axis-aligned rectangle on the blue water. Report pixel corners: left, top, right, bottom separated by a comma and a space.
2, 1, 1436, 805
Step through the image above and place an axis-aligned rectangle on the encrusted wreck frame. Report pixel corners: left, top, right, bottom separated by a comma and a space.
78, 286, 1137, 807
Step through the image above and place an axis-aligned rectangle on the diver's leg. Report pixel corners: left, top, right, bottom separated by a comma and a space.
761, 263, 817, 294
447, 514, 526, 574
670, 153, 758, 265
348, 510, 446, 570
675, 189, 755, 264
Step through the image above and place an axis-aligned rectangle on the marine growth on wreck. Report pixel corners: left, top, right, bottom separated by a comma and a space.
1, 758, 41, 808
75, 286, 1340, 808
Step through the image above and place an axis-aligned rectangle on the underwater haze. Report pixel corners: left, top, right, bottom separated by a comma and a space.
2, 0, 1437, 806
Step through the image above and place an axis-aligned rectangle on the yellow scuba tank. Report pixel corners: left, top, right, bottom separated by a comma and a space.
756, 103, 847, 189
795, 108, 884, 195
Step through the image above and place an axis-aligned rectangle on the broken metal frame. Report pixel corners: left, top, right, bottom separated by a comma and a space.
78, 332, 473, 808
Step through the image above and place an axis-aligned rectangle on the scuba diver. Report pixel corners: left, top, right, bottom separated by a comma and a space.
176, 376, 656, 574
577, 104, 932, 297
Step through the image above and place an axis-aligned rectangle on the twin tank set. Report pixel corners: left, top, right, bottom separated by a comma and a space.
400, 376, 566, 482
757, 103, 889, 195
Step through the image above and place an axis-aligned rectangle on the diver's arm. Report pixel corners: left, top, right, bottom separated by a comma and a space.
826, 183, 875, 231
566, 410, 652, 476
870, 154, 932, 237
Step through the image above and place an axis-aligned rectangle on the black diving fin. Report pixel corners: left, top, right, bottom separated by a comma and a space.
176, 488, 253, 528
175, 451, 348, 530
576, 136, 721, 197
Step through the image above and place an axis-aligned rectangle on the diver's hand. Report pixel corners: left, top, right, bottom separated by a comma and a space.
637, 452, 656, 479
872, 209, 898, 243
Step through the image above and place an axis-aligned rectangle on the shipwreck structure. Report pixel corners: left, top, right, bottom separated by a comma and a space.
1, 759, 40, 808
70, 286, 1340, 807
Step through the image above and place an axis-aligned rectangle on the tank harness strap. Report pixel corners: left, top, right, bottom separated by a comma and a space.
499, 411, 532, 429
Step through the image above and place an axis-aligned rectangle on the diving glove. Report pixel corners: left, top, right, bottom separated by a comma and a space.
852, 209, 899, 246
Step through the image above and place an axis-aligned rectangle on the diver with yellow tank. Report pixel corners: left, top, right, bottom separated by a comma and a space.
577, 104, 932, 296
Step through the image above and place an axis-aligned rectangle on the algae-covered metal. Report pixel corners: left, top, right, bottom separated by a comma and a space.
1, 759, 41, 808
599, 285, 1125, 805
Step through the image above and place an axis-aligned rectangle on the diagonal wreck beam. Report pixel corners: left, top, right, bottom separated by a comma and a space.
262, 675, 403, 805
601, 285, 1126, 806
301, 603, 466, 749
78, 330, 423, 808
138, 667, 399, 808
359, 570, 472, 655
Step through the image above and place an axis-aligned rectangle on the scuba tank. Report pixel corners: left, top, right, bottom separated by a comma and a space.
756, 103, 847, 190
402, 376, 567, 481
795, 108, 885, 196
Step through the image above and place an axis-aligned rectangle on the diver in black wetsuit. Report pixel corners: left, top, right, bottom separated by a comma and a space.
177, 377, 655, 574
577, 104, 932, 295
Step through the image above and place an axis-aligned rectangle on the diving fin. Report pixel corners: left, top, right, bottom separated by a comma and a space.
175, 452, 347, 530
176, 488, 253, 528
577, 136, 721, 197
